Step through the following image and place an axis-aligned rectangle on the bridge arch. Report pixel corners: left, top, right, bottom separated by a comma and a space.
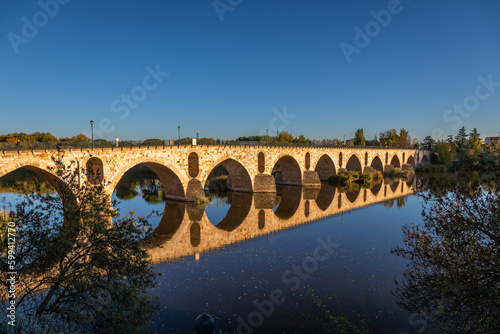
274, 186, 301, 219
407, 155, 416, 168
421, 155, 429, 164
390, 155, 401, 168
370, 156, 384, 172
0, 158, 69, 197
346, 154, 362, 172
204, 157, 253, 192
371, 181, 382, 196
314, 154, 336, 181
345, 188, 360, 203
210, 192, 253, 231
272, 155, 302, 186
390, 180, 400, 193
315, 183, 335, 211
111, 159, 186, 201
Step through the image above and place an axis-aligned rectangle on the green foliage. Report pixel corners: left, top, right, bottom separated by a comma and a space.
328, 171, 374, 186
205, 175, 228, 193
431, 140, 454, 166
306, 288, 369, 334
378, 128, 413, 147
392, 172, 500, 333
353, 128, 366, 146
236, 135, 262, 142
143, 138, 164, 146
0, 159, 159, 332
423, 135, 435, 149
358, 173, 372, 184
416, 164, 448, 173
384, 169, 410, 179
454, 126, 468, 147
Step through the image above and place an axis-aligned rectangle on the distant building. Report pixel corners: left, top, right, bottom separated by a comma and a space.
485, 137, 500, 145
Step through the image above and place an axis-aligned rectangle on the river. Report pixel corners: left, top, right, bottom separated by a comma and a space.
0, 167, 439, 333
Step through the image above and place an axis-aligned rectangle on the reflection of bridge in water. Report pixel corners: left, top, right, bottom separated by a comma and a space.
148, 178, 417, 263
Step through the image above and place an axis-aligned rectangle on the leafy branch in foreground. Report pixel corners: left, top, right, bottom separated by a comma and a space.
392, 171, 500, 333
0, 158, 159, 333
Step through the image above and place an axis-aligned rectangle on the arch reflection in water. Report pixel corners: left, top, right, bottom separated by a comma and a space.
148, 178, 418, 264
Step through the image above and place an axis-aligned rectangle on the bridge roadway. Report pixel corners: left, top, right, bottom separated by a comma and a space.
148, 178, 419, 263
0, 145, 430, 201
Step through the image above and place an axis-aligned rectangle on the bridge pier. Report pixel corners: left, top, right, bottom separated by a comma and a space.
401, 163, 414, 173
302, 170, 321, 187
185, 179, 205, 202
363, 166, 376, 174
253, 174, 276, 193
384, 165, 395, 173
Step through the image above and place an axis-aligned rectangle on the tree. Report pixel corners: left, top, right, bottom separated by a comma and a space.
143, 138, 164, 146
378, 129, 399, 147
0, 159, 159, 332
460, 132, 482, 167
277, 131, 294, 143
353, 128, 366, 146
431, 140, 454, 166
422, 136, 435, 149
454, 126, 468, 147
392, 172, 500, 333
469, 128, 481, 142
292, 134, 310, 145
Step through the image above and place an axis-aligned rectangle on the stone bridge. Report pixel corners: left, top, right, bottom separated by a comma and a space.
148, 178, 419, 263
0, 145, 430, 201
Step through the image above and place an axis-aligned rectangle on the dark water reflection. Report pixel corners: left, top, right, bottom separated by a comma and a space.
2, 169, 477, 333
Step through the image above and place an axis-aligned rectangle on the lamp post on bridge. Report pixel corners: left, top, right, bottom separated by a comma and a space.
178, 126, 180, 147
266, 128, 268, 147
90, 120, 94, 150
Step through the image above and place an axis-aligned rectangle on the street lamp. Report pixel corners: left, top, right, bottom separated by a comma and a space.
90, 120, 94, 150
178, 126, 180, 147
266, 129, 268, 147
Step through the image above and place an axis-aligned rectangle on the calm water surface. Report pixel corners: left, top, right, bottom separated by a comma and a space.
0, 169, 433, 334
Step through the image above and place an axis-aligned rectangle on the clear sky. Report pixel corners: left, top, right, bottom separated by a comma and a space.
1, 0, 499, 142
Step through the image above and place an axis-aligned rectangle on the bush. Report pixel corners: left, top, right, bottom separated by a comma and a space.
206, 175, 228, 192
384, 169, 410, 179
416, 164, 448, 173
0, 312, 83, 334
359, 173, 373, 183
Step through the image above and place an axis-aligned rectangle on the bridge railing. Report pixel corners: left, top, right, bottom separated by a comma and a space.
0, 140, 421, 151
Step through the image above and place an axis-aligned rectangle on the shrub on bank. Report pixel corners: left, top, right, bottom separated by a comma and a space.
329, 171, 373, 186
416, 164, 448, 173
384, 169, 410, 179
205, 175, 228, 192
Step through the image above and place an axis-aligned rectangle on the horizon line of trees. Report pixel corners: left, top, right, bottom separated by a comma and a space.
3, 127, 494, 149
421, 127, 500, 171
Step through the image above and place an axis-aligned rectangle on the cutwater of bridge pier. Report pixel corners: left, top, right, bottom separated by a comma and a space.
0, 145, 430, 201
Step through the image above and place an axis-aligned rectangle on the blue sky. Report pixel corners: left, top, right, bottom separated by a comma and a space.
1, 0, 499, 142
